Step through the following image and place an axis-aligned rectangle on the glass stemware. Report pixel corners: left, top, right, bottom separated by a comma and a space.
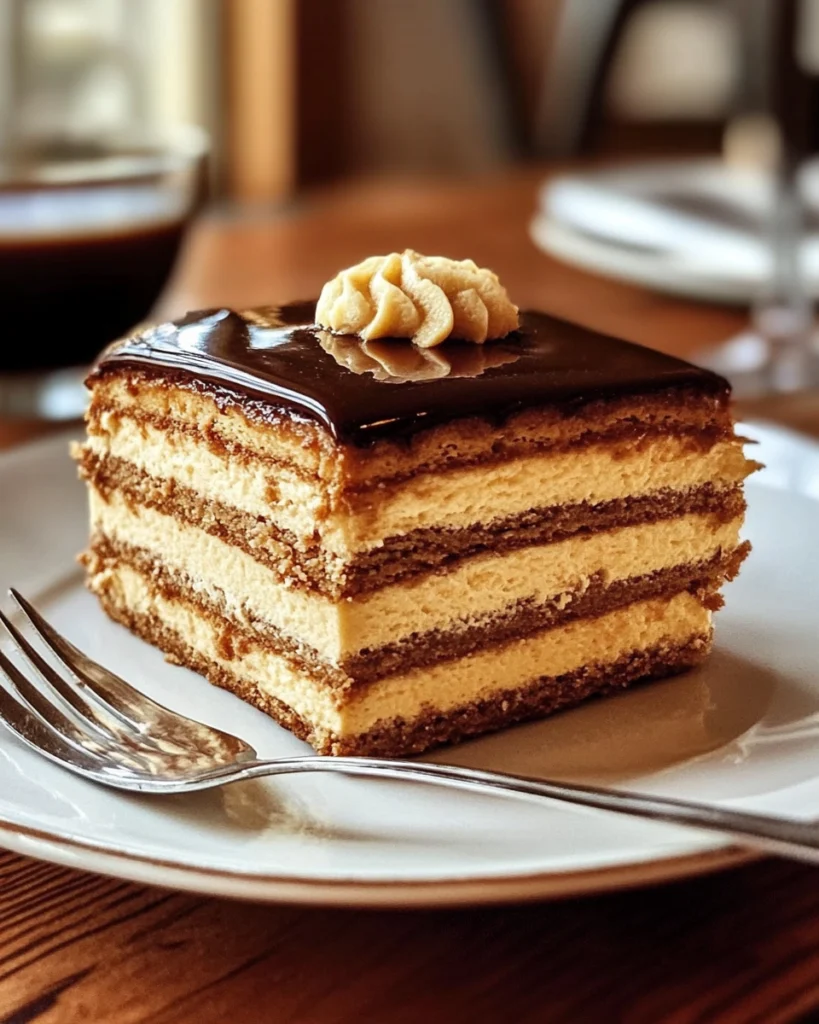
696, 0, 819, 398
695, 148, 819, 397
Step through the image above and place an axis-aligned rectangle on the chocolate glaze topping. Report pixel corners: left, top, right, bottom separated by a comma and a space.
92, 301, 729, 445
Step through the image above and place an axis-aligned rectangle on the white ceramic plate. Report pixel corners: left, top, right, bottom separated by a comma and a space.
531, 160, 819, 304
0, 423, 817, 906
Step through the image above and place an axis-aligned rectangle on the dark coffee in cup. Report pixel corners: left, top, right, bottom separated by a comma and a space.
0, 214, 187, 371
0, 134, 207, 373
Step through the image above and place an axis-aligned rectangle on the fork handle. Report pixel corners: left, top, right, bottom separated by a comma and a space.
218, 756, 819, 866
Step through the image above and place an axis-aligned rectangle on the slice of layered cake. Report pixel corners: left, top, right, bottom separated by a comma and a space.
75, 251, 757, 756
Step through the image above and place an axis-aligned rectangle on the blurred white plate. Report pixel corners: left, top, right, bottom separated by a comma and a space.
0, 424, 818, 906
532, 160, 819, 303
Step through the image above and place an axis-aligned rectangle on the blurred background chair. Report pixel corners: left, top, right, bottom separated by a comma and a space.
217, 0, 819, 197
534, 0, 758, 156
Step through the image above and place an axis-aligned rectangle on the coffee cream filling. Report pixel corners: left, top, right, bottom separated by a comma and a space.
89, 487, 739, 663
95, 564, 710, 738
83, 417, 752, 555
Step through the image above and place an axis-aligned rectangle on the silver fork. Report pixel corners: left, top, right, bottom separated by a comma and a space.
2, 588, 819, 866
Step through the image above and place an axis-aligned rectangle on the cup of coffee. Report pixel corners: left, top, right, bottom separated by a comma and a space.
0, 125, 208, 418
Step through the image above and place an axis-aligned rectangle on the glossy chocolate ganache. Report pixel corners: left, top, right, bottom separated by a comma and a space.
91, 301, 729, 445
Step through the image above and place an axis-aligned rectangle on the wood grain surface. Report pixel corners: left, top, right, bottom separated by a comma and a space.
3, 851, 819, 1024
2, 166, 819, 1024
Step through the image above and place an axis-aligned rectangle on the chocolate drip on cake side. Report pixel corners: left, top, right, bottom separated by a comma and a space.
90, 302, 730, 446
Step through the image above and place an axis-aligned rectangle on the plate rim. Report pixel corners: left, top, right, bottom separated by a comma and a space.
529, 214, 754, 304
0, 815, 756, 906
530, 157, 819, 304
0, 425, 807, 905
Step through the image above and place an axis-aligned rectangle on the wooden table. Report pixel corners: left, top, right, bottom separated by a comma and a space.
3, 168, 819, 1024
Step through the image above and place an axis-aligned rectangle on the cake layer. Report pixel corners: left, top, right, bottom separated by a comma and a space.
82, 447, 745, 596
87, 484, 740, 665
91, 564, 712, 755
176, 637, 709, 757
88, 537, 744, 686
87, 358, 733, 487
79, 432, 753, 598
82, 412, 752, 557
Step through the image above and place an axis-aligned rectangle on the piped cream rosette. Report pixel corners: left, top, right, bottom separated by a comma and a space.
316, 250, 520, 348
